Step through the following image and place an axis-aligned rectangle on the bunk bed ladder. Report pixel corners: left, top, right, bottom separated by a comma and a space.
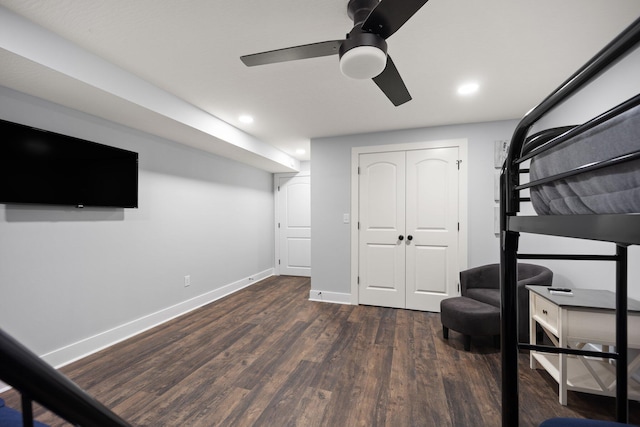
500, 202, 633, 425
518, 249, 629, 421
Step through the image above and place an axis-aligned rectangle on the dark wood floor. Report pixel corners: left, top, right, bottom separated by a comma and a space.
2, 276, 638, 426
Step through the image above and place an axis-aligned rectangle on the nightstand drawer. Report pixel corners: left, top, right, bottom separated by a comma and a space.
532, 293, 559, 334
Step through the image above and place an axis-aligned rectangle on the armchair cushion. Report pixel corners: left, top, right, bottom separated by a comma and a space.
465, 288, 500, 308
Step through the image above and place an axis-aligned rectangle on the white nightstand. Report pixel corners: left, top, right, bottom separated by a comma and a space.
527, 285, 640, 405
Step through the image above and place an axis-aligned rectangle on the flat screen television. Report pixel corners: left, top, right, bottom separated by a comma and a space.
0, 118, 138, 208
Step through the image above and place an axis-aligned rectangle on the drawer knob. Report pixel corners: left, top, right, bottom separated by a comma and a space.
542, 309, 548, 315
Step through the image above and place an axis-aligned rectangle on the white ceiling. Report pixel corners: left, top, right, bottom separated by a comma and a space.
0, 0, 639, 171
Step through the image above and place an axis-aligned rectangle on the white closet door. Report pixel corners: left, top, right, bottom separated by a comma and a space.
405, 147, 459, 311
358, 152, 406, 308
277, 175, 311, 277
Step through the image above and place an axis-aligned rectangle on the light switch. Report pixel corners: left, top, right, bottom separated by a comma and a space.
343, 213, 350, 224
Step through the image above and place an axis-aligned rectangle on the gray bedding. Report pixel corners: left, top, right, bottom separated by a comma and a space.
529, 103, 640, 215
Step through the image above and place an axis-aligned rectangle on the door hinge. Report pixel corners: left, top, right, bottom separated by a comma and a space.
278, 259, 281, 265
278, 223, 280, 228
458, 222, 460, 231
358, 166, 361, 175
456, 159, 462, 170
357, 276, 360, 285
357, 222, 360, 230
277, 185, 280, 191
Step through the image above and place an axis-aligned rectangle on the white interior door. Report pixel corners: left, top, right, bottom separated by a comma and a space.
405, 147, 459, 311
357, 147, 460, 311
358, 152, 406, 308
276, 175, 311, 277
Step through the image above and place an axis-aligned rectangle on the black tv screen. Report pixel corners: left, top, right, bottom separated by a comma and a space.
0, 119, 138, 208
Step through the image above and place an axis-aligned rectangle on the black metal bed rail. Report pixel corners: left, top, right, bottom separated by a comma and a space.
513, 91, 640, 193
520, 127, 576, 158
514, 91, 640, 194
507, 214, 640, 245
516, 151, 640, 192
516, 92, 640, 165
0, 328, 131, 427
517, 253, 618, 261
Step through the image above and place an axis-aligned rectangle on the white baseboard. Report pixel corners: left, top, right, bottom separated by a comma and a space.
36, 269, 273, 371
308, 289, 352, 305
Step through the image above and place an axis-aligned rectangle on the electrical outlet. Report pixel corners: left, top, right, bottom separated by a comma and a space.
184, 275, 191, 287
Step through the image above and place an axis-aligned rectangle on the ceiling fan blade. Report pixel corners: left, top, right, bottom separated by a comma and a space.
372, 55, 411, 106
362, 0, 430, 39
241, 40, 344, 67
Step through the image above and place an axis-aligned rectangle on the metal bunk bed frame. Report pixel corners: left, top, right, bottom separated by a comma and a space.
499, 16, 640, 427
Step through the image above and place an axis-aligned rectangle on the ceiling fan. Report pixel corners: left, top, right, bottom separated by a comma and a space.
240, 0, 429, 106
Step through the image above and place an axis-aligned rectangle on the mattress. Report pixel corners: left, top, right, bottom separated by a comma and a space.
529, 103, 640, 215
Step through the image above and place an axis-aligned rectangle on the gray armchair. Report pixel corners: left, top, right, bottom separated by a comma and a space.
460, 263, 553, 342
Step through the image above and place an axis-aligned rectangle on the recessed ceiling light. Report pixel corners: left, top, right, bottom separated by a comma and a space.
239, 115, 254, 124
457, 82, 479, 96
295, 149, 306, 155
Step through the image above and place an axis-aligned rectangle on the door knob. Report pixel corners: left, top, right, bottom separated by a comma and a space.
407, 235, 413, 241
398, 235, 404, 241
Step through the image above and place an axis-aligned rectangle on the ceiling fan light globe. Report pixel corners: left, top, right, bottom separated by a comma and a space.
340, 46, 387, 79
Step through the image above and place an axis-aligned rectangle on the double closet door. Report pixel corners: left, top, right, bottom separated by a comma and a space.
358, 147, 460, 312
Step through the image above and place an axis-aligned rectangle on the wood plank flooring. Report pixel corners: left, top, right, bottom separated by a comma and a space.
2, 275, 638, 426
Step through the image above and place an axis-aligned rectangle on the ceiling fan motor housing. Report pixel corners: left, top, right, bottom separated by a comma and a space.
339, 0, 388, 79
339, 30, 388, 79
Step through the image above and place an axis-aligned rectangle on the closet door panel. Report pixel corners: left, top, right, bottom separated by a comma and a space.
358, 152, 406, 309
413, 246, 448, 294
406, 147, 459, 311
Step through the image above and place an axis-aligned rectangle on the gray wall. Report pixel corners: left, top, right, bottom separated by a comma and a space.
0, 87, 275, 358
310, 120, 518, 296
